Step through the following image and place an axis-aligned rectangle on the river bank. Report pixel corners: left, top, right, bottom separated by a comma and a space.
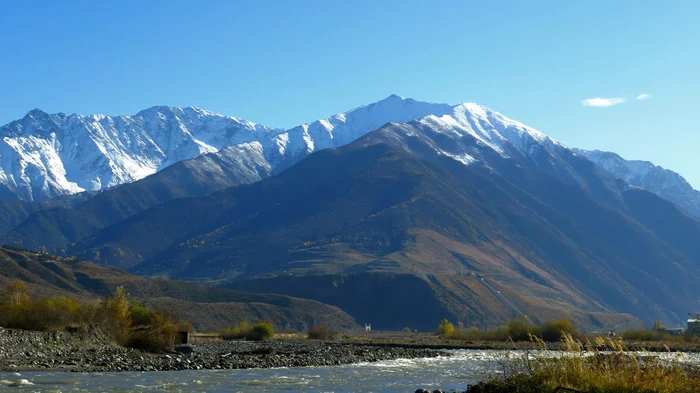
0, 328, 447, 372
333, 331, 700, 353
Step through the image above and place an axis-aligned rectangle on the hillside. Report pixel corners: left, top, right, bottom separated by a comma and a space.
58, 129, 688, 330
2, 144, 272, 250
0, 246, 358, 332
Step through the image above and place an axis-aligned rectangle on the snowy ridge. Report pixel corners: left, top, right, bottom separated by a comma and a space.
575, 149, 700, 217
0, 106, 276, 200
0, 95, 566, 201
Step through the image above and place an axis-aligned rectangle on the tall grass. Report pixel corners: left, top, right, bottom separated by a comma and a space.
468, 334, 700, 393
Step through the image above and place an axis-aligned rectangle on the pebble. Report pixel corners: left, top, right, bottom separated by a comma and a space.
0, 328, 447, 372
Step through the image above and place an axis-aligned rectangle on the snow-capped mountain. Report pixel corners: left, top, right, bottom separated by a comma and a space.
0, 106, 275, 200
0, 95, 561, 201
575, 149, 700, 217
2, 94, 697, 220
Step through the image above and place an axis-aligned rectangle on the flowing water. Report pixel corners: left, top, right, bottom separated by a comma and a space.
1, 350, 699, 393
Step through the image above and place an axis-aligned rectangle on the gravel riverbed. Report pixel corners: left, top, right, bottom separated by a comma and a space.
0, 328, 447, 372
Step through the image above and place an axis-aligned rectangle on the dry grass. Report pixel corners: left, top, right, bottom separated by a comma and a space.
469, 334, 700, 393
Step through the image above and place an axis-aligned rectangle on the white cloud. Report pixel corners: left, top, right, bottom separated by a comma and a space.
637, 93, 651, 100
581, 97, 627, 107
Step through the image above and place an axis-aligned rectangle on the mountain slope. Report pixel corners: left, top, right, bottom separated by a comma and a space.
58, 118, 700, 329
3, 96, 616, 251
0, 246, 357, 332
4, 97, 699, 331
575, 149, 700, 218
3, 143, 272, 251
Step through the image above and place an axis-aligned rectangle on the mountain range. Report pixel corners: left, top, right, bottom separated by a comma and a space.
1, 95, 699, 331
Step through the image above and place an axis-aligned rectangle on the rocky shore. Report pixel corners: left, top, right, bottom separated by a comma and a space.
0, 328, 447, 372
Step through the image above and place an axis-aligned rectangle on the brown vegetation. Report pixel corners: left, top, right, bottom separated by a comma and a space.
307, 326, 337, 340
467, 335, 700, 393
0, 279, 185, 352
437, 316, 579, 343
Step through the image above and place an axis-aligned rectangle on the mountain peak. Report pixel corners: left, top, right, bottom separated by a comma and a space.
383, 93, 405, 101
20, 108, 68, 126
25, 108, 49, 117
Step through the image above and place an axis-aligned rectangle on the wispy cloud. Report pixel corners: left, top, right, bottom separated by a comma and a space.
581, 97, 626, 107
636, 93, 651, 100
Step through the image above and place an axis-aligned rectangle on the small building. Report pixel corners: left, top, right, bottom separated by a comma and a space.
688, 318, 700, 336
176, 330, 189, 345
664, 328, 685, 336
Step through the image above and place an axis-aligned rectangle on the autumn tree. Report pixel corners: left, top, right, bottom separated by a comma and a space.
2, 279, 30, 306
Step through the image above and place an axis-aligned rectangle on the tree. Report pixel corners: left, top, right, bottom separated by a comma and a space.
438, 318, 455, 336
2, 279, 29, 306
100, 286, 132, 343
653, 320, 665, 331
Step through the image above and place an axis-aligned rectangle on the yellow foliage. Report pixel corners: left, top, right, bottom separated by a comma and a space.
437, 318, 455, 336
0, 281, 181, 352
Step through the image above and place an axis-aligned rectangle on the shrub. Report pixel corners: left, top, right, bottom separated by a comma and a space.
126, 310, 178, 352
129, 302, 156, 327
437, 318, 456, 336
248, 322, 274, 341
620, 328, 669, 341
540, 317, 577, 342
221, 320, 252, 340
505, 315, 537, 341
307, 326, 337, 340
221, 320, 274, 341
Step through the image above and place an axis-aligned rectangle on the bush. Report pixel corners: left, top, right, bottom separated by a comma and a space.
505, 316, 537, 341
248, 322, 274, 341
437, 318, 456, 336
126, 310, 178, 352
221, 320, 274, 341
221, 320, 252, 340
307, 326, 337, 340
540, 317, 578, 342
620, 328, 673, 342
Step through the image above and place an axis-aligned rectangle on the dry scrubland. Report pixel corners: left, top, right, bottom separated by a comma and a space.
0, 279, 186, 352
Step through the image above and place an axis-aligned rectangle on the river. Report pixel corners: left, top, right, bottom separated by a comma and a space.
2, 349, 699, 392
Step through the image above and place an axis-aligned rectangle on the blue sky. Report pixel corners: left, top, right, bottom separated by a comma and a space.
1, 1, 699, 186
